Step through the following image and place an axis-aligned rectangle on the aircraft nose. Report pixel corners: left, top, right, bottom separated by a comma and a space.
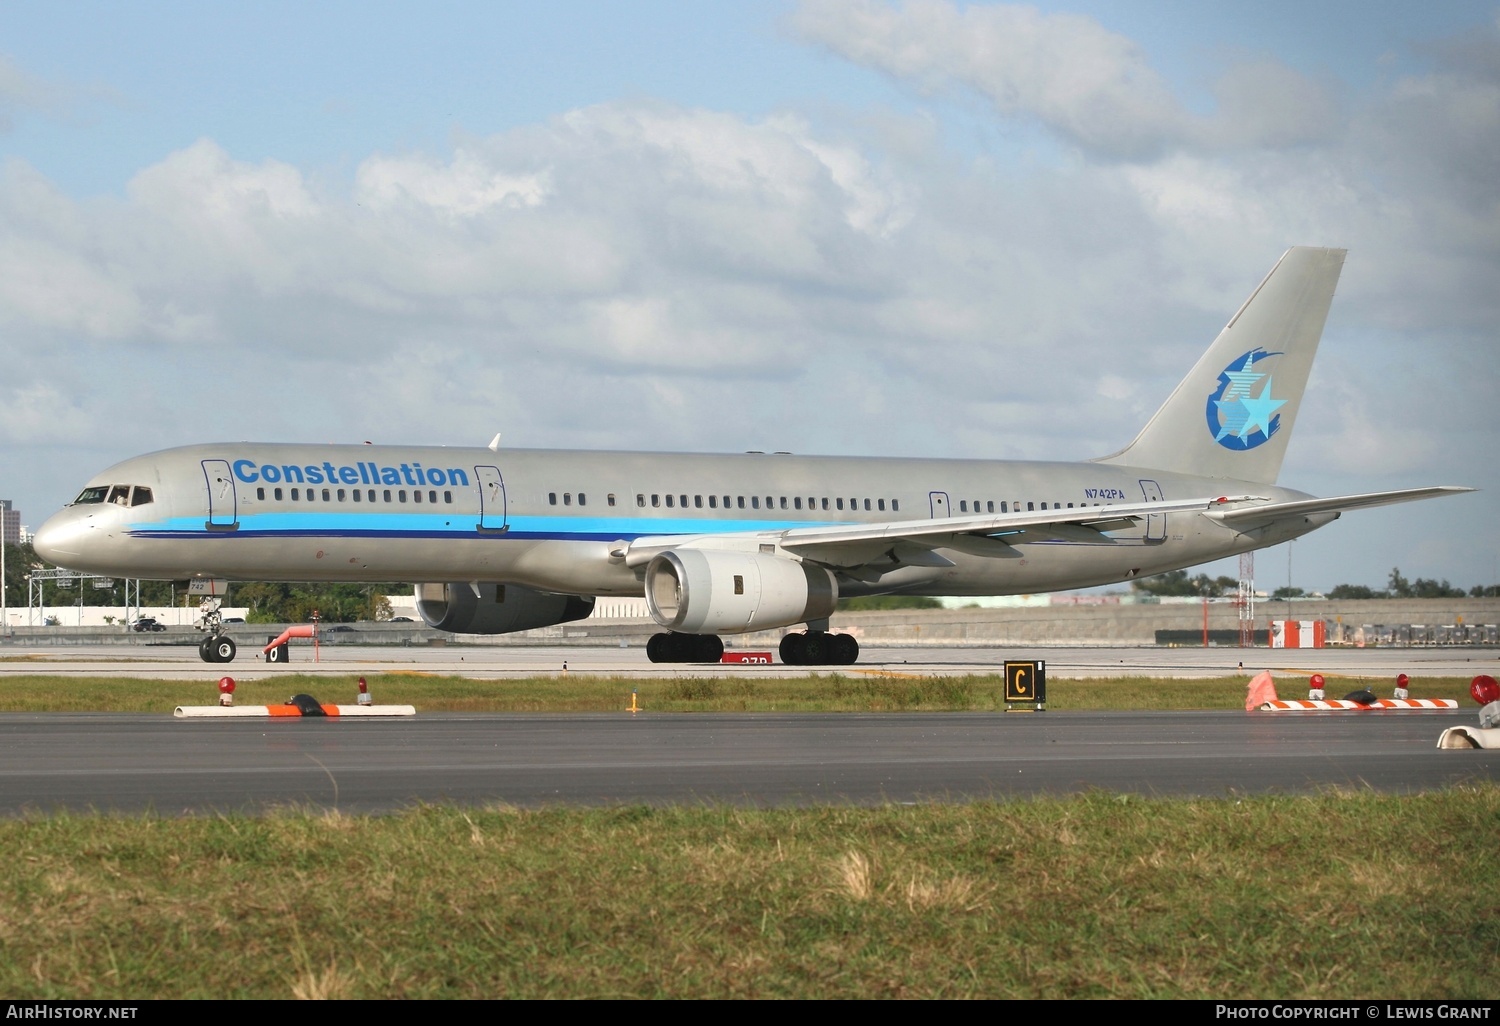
32, 510, 87, 564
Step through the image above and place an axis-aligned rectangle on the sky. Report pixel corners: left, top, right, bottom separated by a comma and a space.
0, 0, 1496, 593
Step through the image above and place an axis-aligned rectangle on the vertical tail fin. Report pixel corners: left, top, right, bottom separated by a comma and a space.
1097, 246, 1346, 484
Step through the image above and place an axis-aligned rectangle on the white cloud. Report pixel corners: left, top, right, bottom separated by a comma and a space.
791, 0, 1344, 158
2, 10, 1497, 587
355, 150, 550, 216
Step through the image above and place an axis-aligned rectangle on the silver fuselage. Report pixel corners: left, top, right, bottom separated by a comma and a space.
34, 442, 1322, 598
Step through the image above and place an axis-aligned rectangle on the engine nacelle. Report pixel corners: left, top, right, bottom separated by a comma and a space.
644, 549, 837, 634
414, 582, 595, 634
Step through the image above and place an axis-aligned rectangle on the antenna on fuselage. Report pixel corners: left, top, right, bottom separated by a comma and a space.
488, 433, 501, 451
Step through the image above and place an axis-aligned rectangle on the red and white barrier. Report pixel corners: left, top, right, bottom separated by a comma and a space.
1259, 698, 1457, 711
175, 702, 415, 718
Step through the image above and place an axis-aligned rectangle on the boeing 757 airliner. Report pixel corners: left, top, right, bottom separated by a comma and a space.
33, 247, 1472, 664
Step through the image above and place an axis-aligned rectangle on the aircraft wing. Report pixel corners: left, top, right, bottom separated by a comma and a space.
1200, 486, 1475, 533
621, 495, 1260, 569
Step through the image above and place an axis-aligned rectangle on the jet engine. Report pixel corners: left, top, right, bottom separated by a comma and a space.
644, 549, 837, 634
414, 582, 594, 634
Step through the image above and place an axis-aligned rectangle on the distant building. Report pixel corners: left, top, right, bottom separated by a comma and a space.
0, 500, 19, 546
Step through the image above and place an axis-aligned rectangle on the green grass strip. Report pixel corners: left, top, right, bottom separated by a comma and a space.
1, 790, 1495, 998
0, 672, 1480, 713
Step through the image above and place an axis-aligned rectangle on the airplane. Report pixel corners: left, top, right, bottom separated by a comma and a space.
32, 246, 1472, 665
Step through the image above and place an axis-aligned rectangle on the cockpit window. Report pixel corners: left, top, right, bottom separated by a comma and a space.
71, 484, 154, 507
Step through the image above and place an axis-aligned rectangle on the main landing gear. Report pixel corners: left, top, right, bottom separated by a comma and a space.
644, 630, 859, 665
779, 631, 858, 666
646, 632, 725, 663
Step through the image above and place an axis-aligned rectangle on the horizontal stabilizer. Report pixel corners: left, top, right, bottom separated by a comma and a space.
1203, 486, 1474, 532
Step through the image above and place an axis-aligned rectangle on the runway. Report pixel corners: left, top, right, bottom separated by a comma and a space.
3, 640, 1497, 681
0, 709, 1491, 815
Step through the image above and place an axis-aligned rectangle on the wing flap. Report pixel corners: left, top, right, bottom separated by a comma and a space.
778, 495, 1252, 552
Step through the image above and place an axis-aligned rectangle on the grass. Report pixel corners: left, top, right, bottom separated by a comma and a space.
0, 790, 1494, 998
1, 671, 1488, 998
0, 672, 1482, 714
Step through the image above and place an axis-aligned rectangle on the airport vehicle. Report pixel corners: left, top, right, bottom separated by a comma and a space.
33, 248, 1471, 664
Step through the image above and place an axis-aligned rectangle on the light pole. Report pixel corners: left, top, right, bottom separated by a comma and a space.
1286, 541, 1294, 622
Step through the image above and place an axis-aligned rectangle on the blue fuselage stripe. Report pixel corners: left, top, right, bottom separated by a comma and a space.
125, 512, 844, 542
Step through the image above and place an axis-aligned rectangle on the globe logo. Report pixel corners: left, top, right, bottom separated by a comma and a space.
1205, 348, 1287, 451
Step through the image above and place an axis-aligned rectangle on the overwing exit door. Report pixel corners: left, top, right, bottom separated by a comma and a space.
1139, 479, 1165, 542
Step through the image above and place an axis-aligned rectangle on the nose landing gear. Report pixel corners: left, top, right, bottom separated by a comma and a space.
196, 597, 236, 663
199, 635, 237, 663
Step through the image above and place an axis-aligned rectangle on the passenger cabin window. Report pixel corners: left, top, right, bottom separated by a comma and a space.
549, 493, 557, 506
275, 488, 283, 501
608, 494, 617, 507
578, 493, 586, 506
636, 494, 645, 507
337, 489, 346, 501
666, 495, 675, 508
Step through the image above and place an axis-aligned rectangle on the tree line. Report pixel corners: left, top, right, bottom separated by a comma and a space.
1133, 566, 1496, 600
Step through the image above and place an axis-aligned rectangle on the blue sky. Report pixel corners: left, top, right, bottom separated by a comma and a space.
1, 1, 1496, 592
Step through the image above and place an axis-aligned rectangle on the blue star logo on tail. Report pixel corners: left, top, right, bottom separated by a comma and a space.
1206, 348, 1287, 451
